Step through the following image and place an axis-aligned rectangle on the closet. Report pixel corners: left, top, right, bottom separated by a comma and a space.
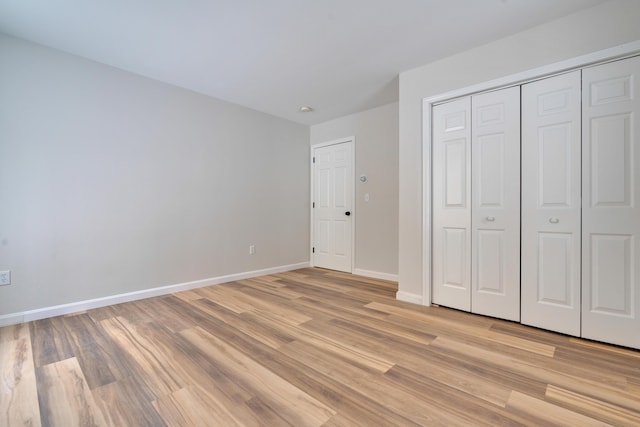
431, 55, 640, 349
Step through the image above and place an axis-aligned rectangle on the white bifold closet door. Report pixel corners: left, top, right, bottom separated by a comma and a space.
432, 97, 472, 311
521, 71, 582, 336
582, 56, 640, 349
470, 87, 521, 321
433, 88, 520, 321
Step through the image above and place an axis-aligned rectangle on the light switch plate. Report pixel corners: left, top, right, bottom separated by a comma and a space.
0, 271, 10, 286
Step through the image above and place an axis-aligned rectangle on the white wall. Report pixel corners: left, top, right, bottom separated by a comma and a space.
398, 0, 640, 301
0, 34, 310, 317
310, 102, 398, 278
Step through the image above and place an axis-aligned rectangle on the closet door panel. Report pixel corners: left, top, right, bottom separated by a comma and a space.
521, 71, 582, 336
433, 98, 472, 311
476, 230, 505, 294
582, 56, 640, 349
537, 233, 574, 304
471, 87, 520, 321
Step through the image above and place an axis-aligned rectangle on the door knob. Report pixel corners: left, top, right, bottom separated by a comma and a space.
549, 217, 559, 224
486, 216, 495, 222
345, 211, 351, 216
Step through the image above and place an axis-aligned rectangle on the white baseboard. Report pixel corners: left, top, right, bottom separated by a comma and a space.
0, 313, 26, 328
396, 291, 423, 305
0, 262, 309, 328
352, 268, 398, 282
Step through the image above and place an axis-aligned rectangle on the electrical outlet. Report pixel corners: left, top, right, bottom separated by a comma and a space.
0, 271, 10, 286
249, 245, 256, 255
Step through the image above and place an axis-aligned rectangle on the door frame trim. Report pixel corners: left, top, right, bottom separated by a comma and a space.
422, 40, 640, 307
310, 137, 356, 273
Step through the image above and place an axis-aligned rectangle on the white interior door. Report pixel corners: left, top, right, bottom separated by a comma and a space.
432, 97, 472, 311
471, 87, 521, 321
582, 56, 640, 349
313, 140, 353, 273
521, 71, 582, 336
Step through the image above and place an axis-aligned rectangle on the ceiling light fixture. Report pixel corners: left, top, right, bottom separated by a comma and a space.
299, 106, 313, 113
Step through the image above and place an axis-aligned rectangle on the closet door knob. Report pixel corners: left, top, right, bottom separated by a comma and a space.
486, 216, 495, 222
549, 217, 559, 224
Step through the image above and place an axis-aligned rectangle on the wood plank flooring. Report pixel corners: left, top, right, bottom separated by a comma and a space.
1, 267, 639, 426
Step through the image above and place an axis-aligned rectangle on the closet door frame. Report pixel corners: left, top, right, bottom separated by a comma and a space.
422, 41, 640, 306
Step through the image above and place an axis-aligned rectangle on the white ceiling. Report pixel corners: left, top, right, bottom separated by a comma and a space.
0, 0, 606, 125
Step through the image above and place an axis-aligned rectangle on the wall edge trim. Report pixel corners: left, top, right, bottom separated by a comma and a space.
353, 268, 398, 282
396, 291, 424, 305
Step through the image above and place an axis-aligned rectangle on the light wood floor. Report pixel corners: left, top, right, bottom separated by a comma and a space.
1, 268, 639, 426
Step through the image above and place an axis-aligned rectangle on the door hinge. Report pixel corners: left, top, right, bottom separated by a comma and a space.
313, 156, 315, 163
312, 202, 315, 208
312, 247, 315, 253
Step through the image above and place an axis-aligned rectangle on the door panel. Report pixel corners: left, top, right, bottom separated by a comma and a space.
471, 87, 520, 321
476, 230, 505, 295
590, 234, 632, 315
433, 98, 471, 311
591, 114, 631, 206
537, 232, 574, 306
582, 56, 640, 348
522, 71, 582, 336
477, 134, 504, 206
443, 228, 467, 289
313, 141, 353, 272
317, 221, 330, 255
444, 139, 468, 207
540, 124, 573, 206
